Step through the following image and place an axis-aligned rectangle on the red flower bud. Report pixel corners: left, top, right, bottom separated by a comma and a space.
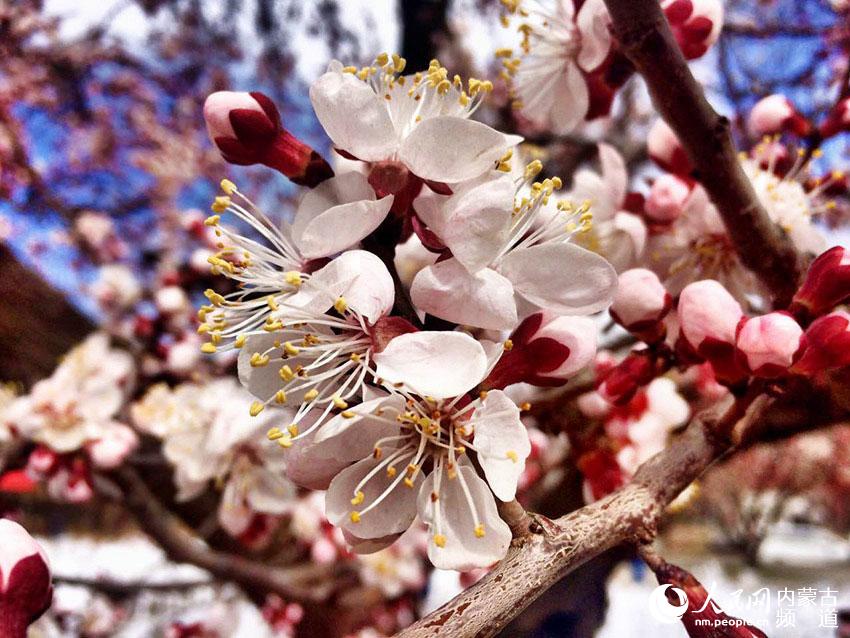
484, 312, 596, 389
0, 519, 52, 638
596, 350, 657, 405
792, 311, 850, 375
484, 312, 597, 389
819, 97, 850, 139
646, 555, 767, 637
662, 0, 723, 60
790, 246, 850, 319
204, 91, 333, 187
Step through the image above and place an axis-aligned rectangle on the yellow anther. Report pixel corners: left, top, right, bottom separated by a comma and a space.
386, 466, 397, 478
303, 389, 319, 402
274, 390, 287, 405
350, 353, 361, 363
267, 427, 283, 440
200, 342, 217, 354
204, 215, 220, 226
350, 511, 361, 523
197, 324, 210, 334
284, 271, 303, 287
333, 396, 348, 409
342, 65, 357, 74
376, 52, 389, 66
250, 352, 270, 367
351, 491, 365, 506
474, 524, 486, 538
211, 196, 231, 213
204, 289, 226, 306
433, 534, 447, 548
249, 401, 265, 417
503, 339, 514, 351
283, 341, 300, 356
220, 178, 237, 195
404, 478, 415, 488
392, 54, 406, 73
234, 335, 247, 349
333, 297, 348, 313
267, 296, 279, 311
495, 47, 513, 58
279, 365, 294, 382
341, 410, 355, 419
287, 424, 299, 437
525, 159, 543, 179
277, 435, 293, 448
520, 401, 532, 411
506, 450, 519, 463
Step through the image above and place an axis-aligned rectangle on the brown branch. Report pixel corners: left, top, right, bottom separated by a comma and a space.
603, 0, 805, 306
396, 395, 753, 637
102, 466, 330, 604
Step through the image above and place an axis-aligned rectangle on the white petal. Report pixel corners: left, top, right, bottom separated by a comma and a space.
292, 172, 393, 259
499, 243, 617, 315
326, 454, 420, 538
471, 390, 530, 501
246, 467, 296, 514
417, 464, 511, 570
415, 177, 513, 273
342, 529, 403, 554
309, 70, 397, 160
374, 332, 488, 398
289, 250, 394, 323
576, 0, 612, 71
286, 395, 404, 489
410, 260, 518, 330
399, 116, 515, 183
598, 143, 627, 208
549, 62, 589, 135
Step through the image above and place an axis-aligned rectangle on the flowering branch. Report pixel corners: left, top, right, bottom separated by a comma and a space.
601, 0, 805, 305
396, 394, 776, 638
102, 466, 331, 604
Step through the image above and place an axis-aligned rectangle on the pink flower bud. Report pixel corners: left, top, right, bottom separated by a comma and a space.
0, 519, 52, 637
85, 424, 139, 470
610, 269, 672, 340
203, 91, 333, 187
662, 0, 723, 60
484, 312, 597, 389
790, 246, 850, 319
735, 312, 803, 377
645, 174, 692, 224
792, 311, 850, 375
678, 280, 747, 383
648, 118, 692, 175
747, 94, 810, 138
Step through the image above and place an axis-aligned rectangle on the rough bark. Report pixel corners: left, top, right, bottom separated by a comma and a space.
397, 398, 739, 637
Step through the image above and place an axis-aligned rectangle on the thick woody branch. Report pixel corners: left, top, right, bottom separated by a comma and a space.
602, 0, 805, 305
397, 396, 761, 638
104, 466, 328, 603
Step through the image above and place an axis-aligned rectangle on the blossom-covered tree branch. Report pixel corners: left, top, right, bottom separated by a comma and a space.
602, 0, 806, 305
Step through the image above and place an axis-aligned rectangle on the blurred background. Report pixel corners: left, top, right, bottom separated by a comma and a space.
1, 0, 850, 636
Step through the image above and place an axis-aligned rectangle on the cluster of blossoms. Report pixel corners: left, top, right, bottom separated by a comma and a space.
1, 334, 138, 502
496, 0, 723, 134
198, 53, 618, 568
